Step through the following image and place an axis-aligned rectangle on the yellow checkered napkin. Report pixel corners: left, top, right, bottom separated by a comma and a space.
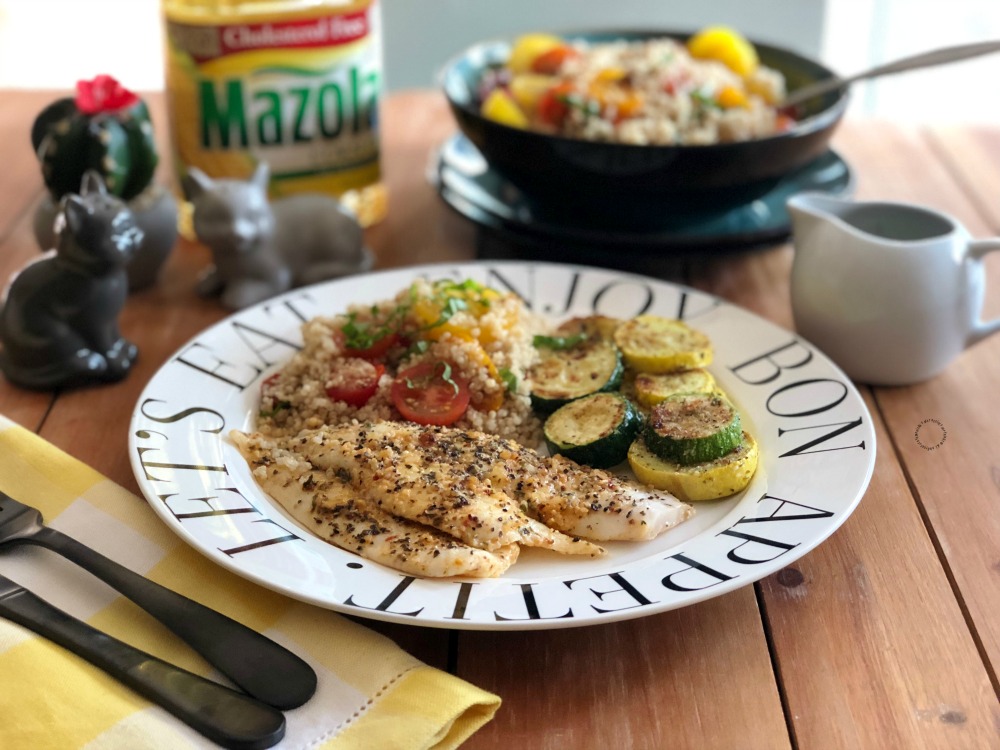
0, 415, 499, 749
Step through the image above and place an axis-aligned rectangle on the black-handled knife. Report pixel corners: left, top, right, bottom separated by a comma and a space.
0, 573, 285, 750
0, 490, 317, 710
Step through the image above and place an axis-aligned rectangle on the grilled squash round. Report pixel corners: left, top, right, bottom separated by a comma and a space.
628, 431, 758, 502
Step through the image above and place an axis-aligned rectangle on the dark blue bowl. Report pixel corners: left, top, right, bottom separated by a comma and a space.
440, 30, 849, 223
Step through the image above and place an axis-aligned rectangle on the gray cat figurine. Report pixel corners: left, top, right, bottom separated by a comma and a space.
0, 172, 140, 390
184, 163, 374, 310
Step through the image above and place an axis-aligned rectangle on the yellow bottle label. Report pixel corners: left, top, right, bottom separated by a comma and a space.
164, 1, 382, 202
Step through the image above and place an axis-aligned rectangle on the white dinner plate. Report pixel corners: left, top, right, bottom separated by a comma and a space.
129, 261, 876, 630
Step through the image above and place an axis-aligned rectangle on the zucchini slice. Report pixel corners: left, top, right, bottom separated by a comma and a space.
628, 431, 759, 502
613, 316, 713, 373
544, 393, 642, 468
529, 338, 624, 412
644, 393, 742, 465
555, 315, 623, 341
633, 368, 718, 407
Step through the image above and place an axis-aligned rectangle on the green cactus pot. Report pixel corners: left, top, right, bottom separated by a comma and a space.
31, 77, 176, 290
32, 77, 158, 202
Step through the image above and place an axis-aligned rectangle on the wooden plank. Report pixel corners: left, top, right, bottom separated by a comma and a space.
762, 391, 1000, 748
926, 124, 1000, 233
916, 125, 1000, 684
687, 243, 794, 330
365, 91, 476, 268
683, 119, 1000, 746
0, 92, 59, 429
460, 587, 790, 750
852, 121, 1000, 684
0, 90, 53, 236
0, 210, 56, 429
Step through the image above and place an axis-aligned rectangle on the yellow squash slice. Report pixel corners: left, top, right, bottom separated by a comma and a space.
633, 368, 719, 407
628, 431, 758, 502
613, 316, 713, 373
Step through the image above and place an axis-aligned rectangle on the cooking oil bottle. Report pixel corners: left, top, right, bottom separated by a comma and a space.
162, 0, 387, 227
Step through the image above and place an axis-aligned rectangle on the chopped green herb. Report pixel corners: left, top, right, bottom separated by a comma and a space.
259, 400, 291, 418
340, 302, 409, 350
533, 333, 588, 350
404, 361, 460, 396
439, 361, 460, 395
498, 367, 518, 393
404, 339, 431, 358
691, 89, 720, 110
421, 296, 469, 331
555, 92, 601, 118
435, 278, 486, 296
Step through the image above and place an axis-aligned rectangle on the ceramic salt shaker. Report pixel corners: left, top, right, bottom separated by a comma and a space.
183, 162, 374, 310
0, 172, 141, 390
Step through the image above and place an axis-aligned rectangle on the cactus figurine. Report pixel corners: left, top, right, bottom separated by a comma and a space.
31, 75, 177, 291
33, 75, 158, 201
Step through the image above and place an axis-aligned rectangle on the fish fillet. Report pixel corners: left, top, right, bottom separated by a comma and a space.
283, 420, 693, 542
232, 431, 519, 577
504, 455, 694, 542
243, 423, 603, 557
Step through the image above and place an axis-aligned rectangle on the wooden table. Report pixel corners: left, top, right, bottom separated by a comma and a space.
2, 90, 1000, 749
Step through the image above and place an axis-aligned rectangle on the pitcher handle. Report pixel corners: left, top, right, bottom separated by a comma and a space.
967, 239, 1000, 345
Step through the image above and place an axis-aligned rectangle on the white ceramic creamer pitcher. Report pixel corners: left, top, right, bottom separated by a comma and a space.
788, 193, 1000, 385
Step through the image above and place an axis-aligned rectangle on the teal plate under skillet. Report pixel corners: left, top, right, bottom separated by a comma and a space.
431, 134, 855, 254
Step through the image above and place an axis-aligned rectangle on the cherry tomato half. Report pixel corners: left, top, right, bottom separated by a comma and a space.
775, 112, 797, 133
537, 82, 575, 127
391, 360, 470, 426
325, 358, 385, 407
261, 372, 281, 395
338, 330, 404, 361
531, 45, 579, 75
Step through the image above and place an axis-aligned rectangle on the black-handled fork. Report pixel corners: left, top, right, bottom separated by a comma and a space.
0, 573, 285, 750
0, 490, 317, 710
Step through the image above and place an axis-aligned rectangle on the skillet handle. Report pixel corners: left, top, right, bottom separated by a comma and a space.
0, 580, 285, 750
28, 525, 316, 710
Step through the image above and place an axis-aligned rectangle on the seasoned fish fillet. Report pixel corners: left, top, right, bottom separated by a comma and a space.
506, 455, 694, 542
232, 431, 520, 578
293, 420, 692, 542
244, 423, 604, 557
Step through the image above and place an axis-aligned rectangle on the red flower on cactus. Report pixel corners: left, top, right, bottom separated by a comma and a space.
75, 75, 139, 115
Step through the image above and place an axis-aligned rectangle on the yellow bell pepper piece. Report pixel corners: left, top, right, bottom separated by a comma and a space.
508, 73, 557, 114
717, 85, 749, 109
594, 66, 628, 83
481, 89, 529, 128
412, 285, 506, 342
469, 342, 506, 412
687, 26, 759, 77
411, 289, 508, 412
412, 298, 470, 340
508, 33, 564, 74
586, 81, 644, 121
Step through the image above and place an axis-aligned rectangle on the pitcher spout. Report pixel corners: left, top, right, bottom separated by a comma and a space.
787, 191, 855, 233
